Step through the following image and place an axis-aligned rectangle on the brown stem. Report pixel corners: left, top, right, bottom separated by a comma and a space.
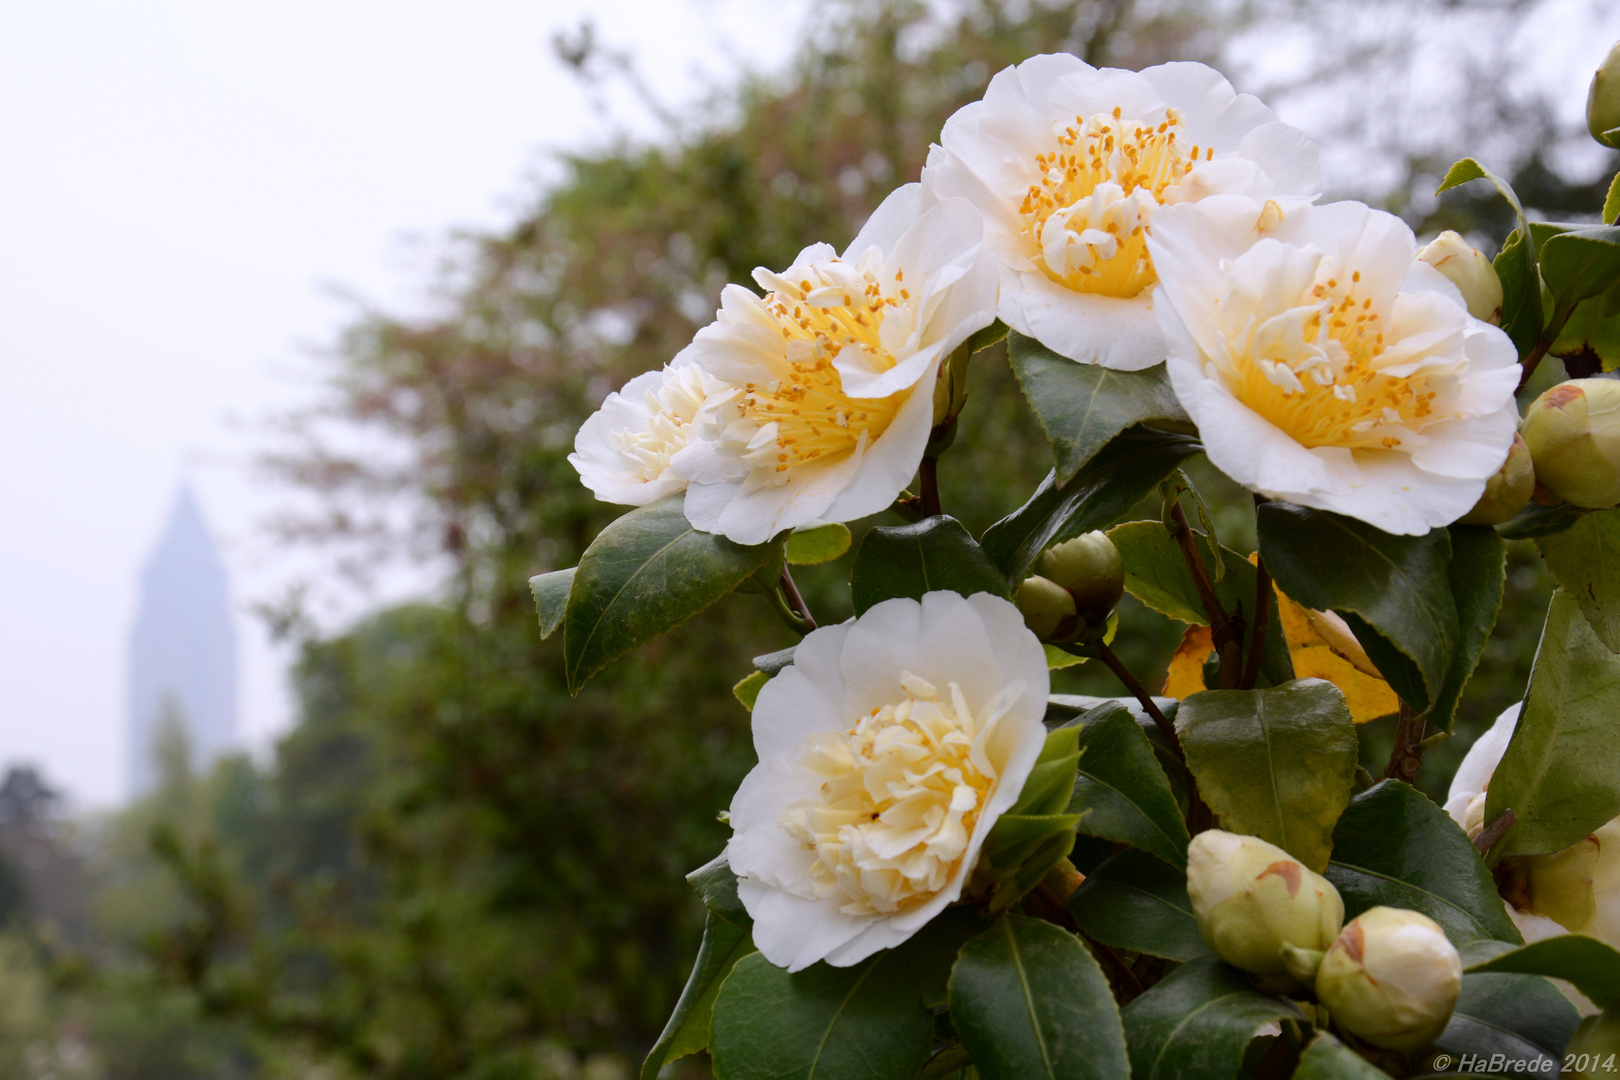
1169, 502, 1244, 687
1516, 338, 1552, 393
1239, 554, 1271, 691
1473, 809, 1517, 855
779, 568, 817, 631
919, 457, 942, 518
1383, 704, 1426, 782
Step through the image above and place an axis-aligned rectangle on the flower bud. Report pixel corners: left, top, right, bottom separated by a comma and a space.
1457, 433, 1534, 525
1315, 907, 1461, 1052
1034, 532, 1125, 622
1522, 379, 1620, 509
1590, 41, 1620, 149
1418, 231, 1503, 324
1567, 1010, 1620, 1078
1015, 575, 1078, 641
1186, 830, 1344, 982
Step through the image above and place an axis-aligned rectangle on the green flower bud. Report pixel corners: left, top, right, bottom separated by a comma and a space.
1186, 830, 1344, 982
1315, 907, 1461, 1052
1034, 532, 1124, 622
1567, 1010, 1620, 1079
1015, 575, 1078, 641
1418, 231, 1503, 324
1457, 433, 1534, 525
1589, 41, 1620, 149
1522, 379, 1620, 509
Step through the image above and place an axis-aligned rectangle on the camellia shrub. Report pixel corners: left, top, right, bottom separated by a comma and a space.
532, 48, 1620, 1077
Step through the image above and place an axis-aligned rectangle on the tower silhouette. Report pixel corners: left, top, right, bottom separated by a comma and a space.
126, 485, 237, 798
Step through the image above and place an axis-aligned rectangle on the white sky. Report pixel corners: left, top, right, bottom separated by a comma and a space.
2, 0, 1616, 811
0, 0, 808, 809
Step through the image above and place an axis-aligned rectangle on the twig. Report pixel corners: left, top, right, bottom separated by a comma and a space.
1096, 641, 1180, 755
780, 568, 817, 631
1239, 554, 1271, 691
1383, 704, 1426, 782
1473, 809, 1517, 855
919, 457, 942, 518
1169, 502, 1244, 687
1516, 339, 1552, 393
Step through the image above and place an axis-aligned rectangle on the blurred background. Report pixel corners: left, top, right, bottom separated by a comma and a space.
0, 0, 1616, 1075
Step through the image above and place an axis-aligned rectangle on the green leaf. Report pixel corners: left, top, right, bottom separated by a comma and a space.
1540, 226, 1620, 338
849, 516, 1010, 615
687, 854, 750, 927
529, 567, 575, 640
1486, 590, 1620, 859
1257, 502, 1458, 714
982, 428, 1201, 584
1107, 520, 1293, 686
1438, 158, 1529, 235
1537, 509, 1620, 652
786, 522, 852, 565
1176, 679, 1356, 873
1007, 331, 1187, 486
948, 914, 1129, 1080
563, 494, 778, 693
1291, 1033, 1388, 1080
1119, 957, 1302, 1080
1499, 500, 1591, 540
1045, 644, 1088, 670
1433, 972, 1581, 1070
1494, 228, 1545, 359
1428, 525, 1506, 732
642, 913, 756, 1079
733, 670, 768, 711
1065, 703, 1191, 869
1324, 781, 1521, 946
1464, 935, 1620, 1009
1549, 279, 1620, 371
1606, 170, 1620, 226
1067, 849, 1210, 963
709, 914, 982, 1080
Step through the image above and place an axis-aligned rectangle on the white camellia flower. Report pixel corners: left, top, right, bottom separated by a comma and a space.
669, 184, 997, 545
568, 359, 725, 505
1447, 703, 1620, 963
922, 54, 1318, 370
726, 590, 1049, 971
1147, 196, 1521, 534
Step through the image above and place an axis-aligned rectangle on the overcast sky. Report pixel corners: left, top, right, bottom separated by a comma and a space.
0, 0, 808, 809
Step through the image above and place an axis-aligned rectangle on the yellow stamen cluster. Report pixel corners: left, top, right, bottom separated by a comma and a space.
1230, 271, 1439, 450
1019, 106, 1204, 296
738, 266, 909, 475
780, 673, 992, 916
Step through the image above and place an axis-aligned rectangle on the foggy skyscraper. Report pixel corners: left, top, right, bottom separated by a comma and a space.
126, 486, 237, 798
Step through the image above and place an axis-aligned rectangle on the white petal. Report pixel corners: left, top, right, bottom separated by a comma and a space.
1444, 703, 1521, 825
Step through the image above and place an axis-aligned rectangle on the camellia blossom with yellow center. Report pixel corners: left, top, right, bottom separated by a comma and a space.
670, 185, 997, 544
568, 360, 724, 505
725, 590, 1048, 971
1147, 196, 1521, 534
922, 54, 1318, 369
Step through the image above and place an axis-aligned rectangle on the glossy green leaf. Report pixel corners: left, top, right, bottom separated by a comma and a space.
1120, 957, 1302, 1080
1291, 1034, 1387, 1080
1257, 502, 1458, 714
1540, 226, 1620, 336
1438, 159, 1529, 234
786, 522, 852, 565
1065, 702, 1190, 868
563, 494, 778, 693
1537, 509, 1620, 652
1176, 679, 1356, 873
1108, 520, 1293, 686
687, 854, 750, 927
1325, 781, 1521, 945
642, 913, 755, 1079
1067, 849, 1210, 963
732, 670, 768, 711
1486, 590, 1620, 860
1045, 644, 1087, 670
1607, 171, 1620, 226
1433, 972, 1581, 1070
1007, 331, 1187, 486
1494, 228, 1545, 359
529, 567, 574, 640
1464, 935, 1620, 1009
1549, 280, 1620, 371
850, 516, 1010, 615
1499, 500, 1590, 540
948, 914, 1129, 1080
981, 428, 1201, 583
1428, 525, 1506, 732
709, 913, 982, 1080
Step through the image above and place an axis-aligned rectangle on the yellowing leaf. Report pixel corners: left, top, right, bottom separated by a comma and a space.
1164, 624, 1214, 700
1273, 587, 1398, 724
